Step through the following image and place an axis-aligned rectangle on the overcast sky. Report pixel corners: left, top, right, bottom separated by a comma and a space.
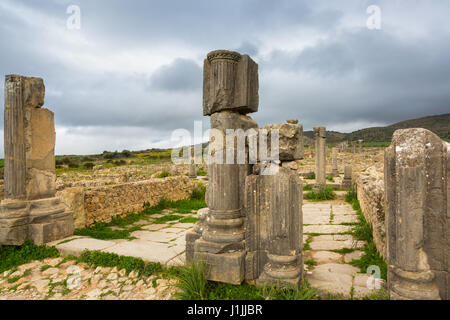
0, 0, 449, 156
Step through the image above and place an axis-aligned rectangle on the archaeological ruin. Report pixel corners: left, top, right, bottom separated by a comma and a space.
0, 55, 448, 301
0, 75, 74, 245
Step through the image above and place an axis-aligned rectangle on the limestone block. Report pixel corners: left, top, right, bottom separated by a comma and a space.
385, 128, 448, 300
262, 120, 304, 161
57, 187, 86, 229
21, 76, 45, 108
194, 251, 246, 285
203, 50, 258, 116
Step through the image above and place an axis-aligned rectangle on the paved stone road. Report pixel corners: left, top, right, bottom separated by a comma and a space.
48, 209, 197, 267
303, 199, 384, 298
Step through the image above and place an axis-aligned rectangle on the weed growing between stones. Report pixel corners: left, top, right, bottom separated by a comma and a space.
0, 241, 60, 273
304, 186, 336, 201
345, 189, 387, 280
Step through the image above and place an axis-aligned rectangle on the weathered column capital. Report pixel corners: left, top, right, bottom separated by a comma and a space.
203, 49, 259, 116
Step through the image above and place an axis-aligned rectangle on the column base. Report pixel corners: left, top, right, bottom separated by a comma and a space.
0, 197, 74, 246
256, 254, 303, 288
193, 250, 246, 285
389, 265, 441, 300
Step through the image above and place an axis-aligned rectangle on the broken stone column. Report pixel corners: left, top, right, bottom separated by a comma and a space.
245, 165, 303, 287
331, 147, 339, 176
190, 50, 259, 284
358, 139, 363, 153
188, 146, 197, 179
0, 75, 74, 245
342, 166, 352, 189
313, 127, 326, 189
245, 120, 304, 287
385, 128, 449, 300
352, 141, 356, 154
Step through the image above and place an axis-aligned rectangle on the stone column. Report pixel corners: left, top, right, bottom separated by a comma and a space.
246, 166, 303, 287
385, 128, 448, 300
188, 146, 197, 179
331, 147, 339, 176
342, 166, 352, 189
352, 141, 356, 153
0, 75, 73, 246
191, 50, 259, 284
313, 127, 326, 189
358, 139, 363, 153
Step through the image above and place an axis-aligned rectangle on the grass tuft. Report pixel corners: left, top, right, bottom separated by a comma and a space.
304, 186, 336, 201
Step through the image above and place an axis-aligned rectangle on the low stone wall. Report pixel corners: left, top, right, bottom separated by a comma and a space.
57, 176, 197, 228
355, 163, 386, 258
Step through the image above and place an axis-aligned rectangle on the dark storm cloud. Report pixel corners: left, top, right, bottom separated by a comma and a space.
149, 59, 202, 92
0, 0, 449, 155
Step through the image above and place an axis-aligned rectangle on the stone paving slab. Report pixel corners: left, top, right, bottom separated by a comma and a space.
102, 241, 185, 265
304, 225, 352, 234
129, 230, 178, 243
50, 238, 118, 257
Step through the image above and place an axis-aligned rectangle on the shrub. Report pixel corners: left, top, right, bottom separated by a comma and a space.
84, 162, 95, 170
68, 162, 79, 168
196, 169, 207, 176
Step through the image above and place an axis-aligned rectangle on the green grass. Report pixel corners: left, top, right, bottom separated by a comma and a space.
74, 223, 141, 240
326, 175, 335, 182
303, 236, 313, 251
0, 241, 60, 273
330, 248, 355, 254
196, 169, 207, 176
304, 186, 336, 201
179, 217, 200, 224
303, 185, 313, 191
78, 250, 163, 277
157, 170, 171, 178
304, 173, 315, 180
345, 189, 387, 280
153, 214, 184, 224
304, 259, 317, 269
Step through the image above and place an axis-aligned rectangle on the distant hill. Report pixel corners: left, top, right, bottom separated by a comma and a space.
304, 113, 450, 145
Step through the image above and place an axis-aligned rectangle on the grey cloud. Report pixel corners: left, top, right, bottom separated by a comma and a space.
149, 59, 202, 92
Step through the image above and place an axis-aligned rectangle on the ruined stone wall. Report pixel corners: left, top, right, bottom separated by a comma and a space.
57, 176, 197, 228
355, 163, 386, 258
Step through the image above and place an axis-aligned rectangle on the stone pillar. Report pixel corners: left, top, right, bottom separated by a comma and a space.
191, 50, 259, 284
246, 165, 303, 287
331, 147, 338, 176
342, 166, 352, 189
0, 75, 73, 246
188, 146, 197, 179
352, 141, 356, 153
358, 139, 363, 153
313, 127, 326, 189
385, 128, 448, 300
